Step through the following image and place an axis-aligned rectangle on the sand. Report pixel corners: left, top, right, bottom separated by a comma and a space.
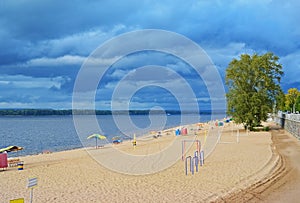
0, 122, 299, 202
221, 124, 300, 203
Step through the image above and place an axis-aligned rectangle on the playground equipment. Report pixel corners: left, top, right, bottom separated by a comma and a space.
185, 156, 192, 175
185, 149, 205, 175
132, 133, 137, 148
216, 120, 241, 144
203, 130, 207, 147
182, 140, 205, 175
200, 150, 204, 166
231, 122, 249, 137
218, 130, 240, 144
181, 140, 200, 161
218, 122, 249, 144
238, 126, 250, 136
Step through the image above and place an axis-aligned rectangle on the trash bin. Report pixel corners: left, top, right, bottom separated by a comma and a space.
17, 161, 24, 170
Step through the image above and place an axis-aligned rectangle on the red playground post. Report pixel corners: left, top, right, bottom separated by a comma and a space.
181, 140, 200, 161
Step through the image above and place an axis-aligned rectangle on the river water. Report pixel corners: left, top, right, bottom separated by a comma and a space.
0, 113, 224, 156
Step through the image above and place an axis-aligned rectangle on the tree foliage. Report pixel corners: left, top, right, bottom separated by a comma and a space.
285, 88, 300, 113
226, 52, 284, 129
296, 96, 300, 112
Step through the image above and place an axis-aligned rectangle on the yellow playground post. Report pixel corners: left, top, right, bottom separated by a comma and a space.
132, 133, 137, 149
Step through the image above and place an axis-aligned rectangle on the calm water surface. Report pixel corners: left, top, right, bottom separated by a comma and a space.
0, 114, 223, 156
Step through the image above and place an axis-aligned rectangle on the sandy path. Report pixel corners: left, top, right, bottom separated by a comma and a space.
262, 125, 300, 202
216, 123, 300, 202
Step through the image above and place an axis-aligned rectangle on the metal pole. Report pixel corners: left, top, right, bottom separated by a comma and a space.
182, 141, 183, 161
185, 156, 191, 175
190, 156, 194, 175
182, 140, 185, 161
30, 188, 33, 203
203, 130, 207, 148
200, 150, 204, 166
193, 155, 198, 173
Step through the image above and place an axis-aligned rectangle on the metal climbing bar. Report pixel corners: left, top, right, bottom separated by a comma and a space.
192, 155, 198, 173
185, 156, 192, 175
200, 150, 204, 166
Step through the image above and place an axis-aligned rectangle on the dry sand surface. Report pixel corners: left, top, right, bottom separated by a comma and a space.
0, 122, 299, 202
222, 124, 300, 203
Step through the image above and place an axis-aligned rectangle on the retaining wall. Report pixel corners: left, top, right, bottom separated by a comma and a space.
274, 112, 300, 139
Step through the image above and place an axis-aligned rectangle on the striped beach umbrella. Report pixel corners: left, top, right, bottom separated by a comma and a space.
0, 145, 23, 153
87, 134, 107, 148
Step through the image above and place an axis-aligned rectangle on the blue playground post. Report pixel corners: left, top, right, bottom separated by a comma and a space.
184, 140, 205, 175
185, 156, 192, 175
194, 151, 199, 170
200, 150, 204, 166
192, 155, 198, 173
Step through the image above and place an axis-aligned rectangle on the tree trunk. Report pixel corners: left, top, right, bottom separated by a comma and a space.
293, 103, 296, 113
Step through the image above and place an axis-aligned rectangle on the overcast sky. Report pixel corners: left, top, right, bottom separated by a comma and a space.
0, 0, 299, 110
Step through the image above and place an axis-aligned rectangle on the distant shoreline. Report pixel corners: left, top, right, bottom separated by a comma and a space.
0, 109, 225, 116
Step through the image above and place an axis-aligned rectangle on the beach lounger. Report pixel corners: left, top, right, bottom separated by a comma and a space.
8, 158, 20, 167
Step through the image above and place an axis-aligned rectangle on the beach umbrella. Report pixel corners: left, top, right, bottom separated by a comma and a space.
87, 134, 107, 148
0, 145, 23, 153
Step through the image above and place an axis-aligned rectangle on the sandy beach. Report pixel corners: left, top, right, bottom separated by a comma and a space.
1, 122, 299, 202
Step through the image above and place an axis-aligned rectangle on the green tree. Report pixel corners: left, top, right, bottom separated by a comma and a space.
226, 52, 284, 129
275, 90, 286, 112
296, 96, 300, 112
285, 88, 300, 113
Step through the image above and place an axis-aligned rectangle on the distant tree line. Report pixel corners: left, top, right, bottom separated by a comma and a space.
0, 109, 215, 116
0, 109, 73, 116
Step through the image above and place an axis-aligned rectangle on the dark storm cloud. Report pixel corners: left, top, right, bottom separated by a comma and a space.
0, 0, 299, 108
